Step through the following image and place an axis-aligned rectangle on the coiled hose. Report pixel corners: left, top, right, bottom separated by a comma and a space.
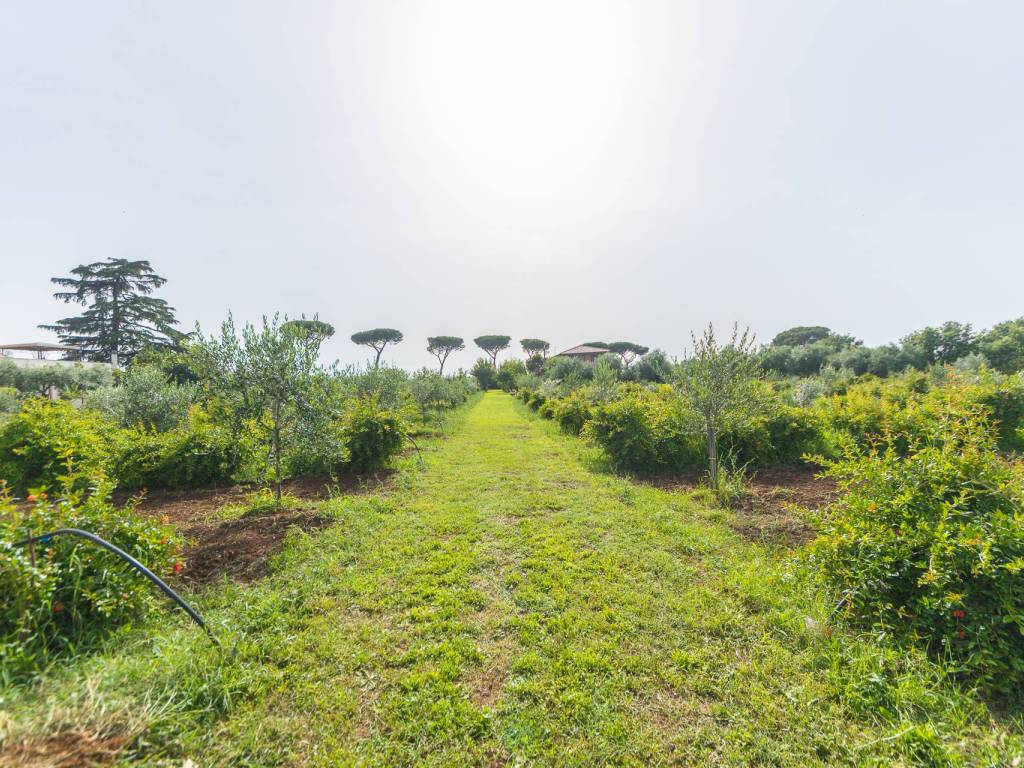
14, 527, 218, 645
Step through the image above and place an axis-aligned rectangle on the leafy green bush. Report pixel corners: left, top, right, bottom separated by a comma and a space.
549, 390, 595, 435
583, 387, 700, 473
544, 356, 592, 387
84, 365, 198, 432
495, 359, 528, 392
406, 371, 477, 423
0, 478, 181, 680
964, 373, 1024, 452
340, 395, 407, 472
720, 404, 825, 465
344, 365, 410, 411
0, 386, 18, 417
0, 361, 113, 399
0, 399, 112, 494
470, 358, 497, 391
806, 400, 1024, 695
111, 407, 248, 491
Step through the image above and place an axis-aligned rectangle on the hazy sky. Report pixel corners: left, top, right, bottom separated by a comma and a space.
2, 1, 1022, 370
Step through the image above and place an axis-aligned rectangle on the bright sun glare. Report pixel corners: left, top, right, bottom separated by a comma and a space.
409, 1, 633, 198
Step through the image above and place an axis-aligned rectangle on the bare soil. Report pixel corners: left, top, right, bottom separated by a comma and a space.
129, 472, 394, 586
644, 465, 836, 546
0, 730, 128, 768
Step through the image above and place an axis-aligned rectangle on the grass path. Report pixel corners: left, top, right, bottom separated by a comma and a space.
3, 392, 1019, 766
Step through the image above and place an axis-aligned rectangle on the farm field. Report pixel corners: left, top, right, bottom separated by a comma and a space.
2, 392, 1019, 767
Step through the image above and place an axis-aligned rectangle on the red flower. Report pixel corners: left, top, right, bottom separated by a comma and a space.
958, 629, 967, 639
26, 493, 38, 502
952, 609, 966, 619
53, 601, 64, 613
173, 561, 184, 575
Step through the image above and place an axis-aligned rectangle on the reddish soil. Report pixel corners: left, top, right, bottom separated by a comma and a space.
0, 731, 128, 768
129, 472, 394, 586
645, 465, 836, 546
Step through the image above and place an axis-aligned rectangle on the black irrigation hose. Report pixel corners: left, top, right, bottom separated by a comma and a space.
13, 528, 218, 645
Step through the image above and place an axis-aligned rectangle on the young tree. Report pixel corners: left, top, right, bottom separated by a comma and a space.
495, 358, 528, 391
41, 258, 181, 365
675, 324, 764, 491
901, 322, 977, 367
979, 318, 1024, 373
470, 358, 498, 390
474, 335, 511, 367
192, 314, 324, 506
351, 328, 403, 367
607, 341, 649, 367
427, 336, 465, 375
520, 338, 550, 358
525, 354, 546, 375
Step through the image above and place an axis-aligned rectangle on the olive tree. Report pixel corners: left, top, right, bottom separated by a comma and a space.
675, 324, 764, 491
607, 341, 649, 367
474, 335, 511, 368
427, 335, 465, 375
193, 314, 324, 506
351, 328, 403, 367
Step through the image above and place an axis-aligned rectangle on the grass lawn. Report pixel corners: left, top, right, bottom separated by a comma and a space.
2, 392, 1020, 766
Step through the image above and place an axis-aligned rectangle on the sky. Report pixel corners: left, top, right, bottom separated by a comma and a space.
2, 1, 1023, 370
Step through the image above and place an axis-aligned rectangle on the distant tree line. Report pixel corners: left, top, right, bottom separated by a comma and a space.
37, 260, 1024, 381
761, 321, 1024, 377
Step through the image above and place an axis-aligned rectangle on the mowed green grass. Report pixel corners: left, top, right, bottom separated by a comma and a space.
2, 392, 1021, 766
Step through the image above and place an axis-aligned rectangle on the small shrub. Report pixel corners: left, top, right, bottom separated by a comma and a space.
583, 387, 700, 473
84, 365, 198, 432
722, 404, 824, 465
0, 386, 18, 417
805, 400, 1024, 695
495, 359, 528, 392
0, 477, 181, 680
471, 359, 498, 391
340, 395, 407, 472
550, 390, 595, 435
111, 407, 248, 491
0, 399, 111, 494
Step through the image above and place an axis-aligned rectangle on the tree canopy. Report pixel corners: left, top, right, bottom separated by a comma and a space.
473, 335, 511, 367
40, 258, 181, 365
427, 336, 465, 375
520, 338, 550, 358
979, 318, 1024, 373
676, 324, 764, 491
351, 328, 403, 367
770, 326, 838, 347
607, 341, 649, 366
282, 318, 335, 341
900, 322, 977, 367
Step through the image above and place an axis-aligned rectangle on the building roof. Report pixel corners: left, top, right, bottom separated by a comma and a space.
555, 345, 610, 357
0, 342, 82, 352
